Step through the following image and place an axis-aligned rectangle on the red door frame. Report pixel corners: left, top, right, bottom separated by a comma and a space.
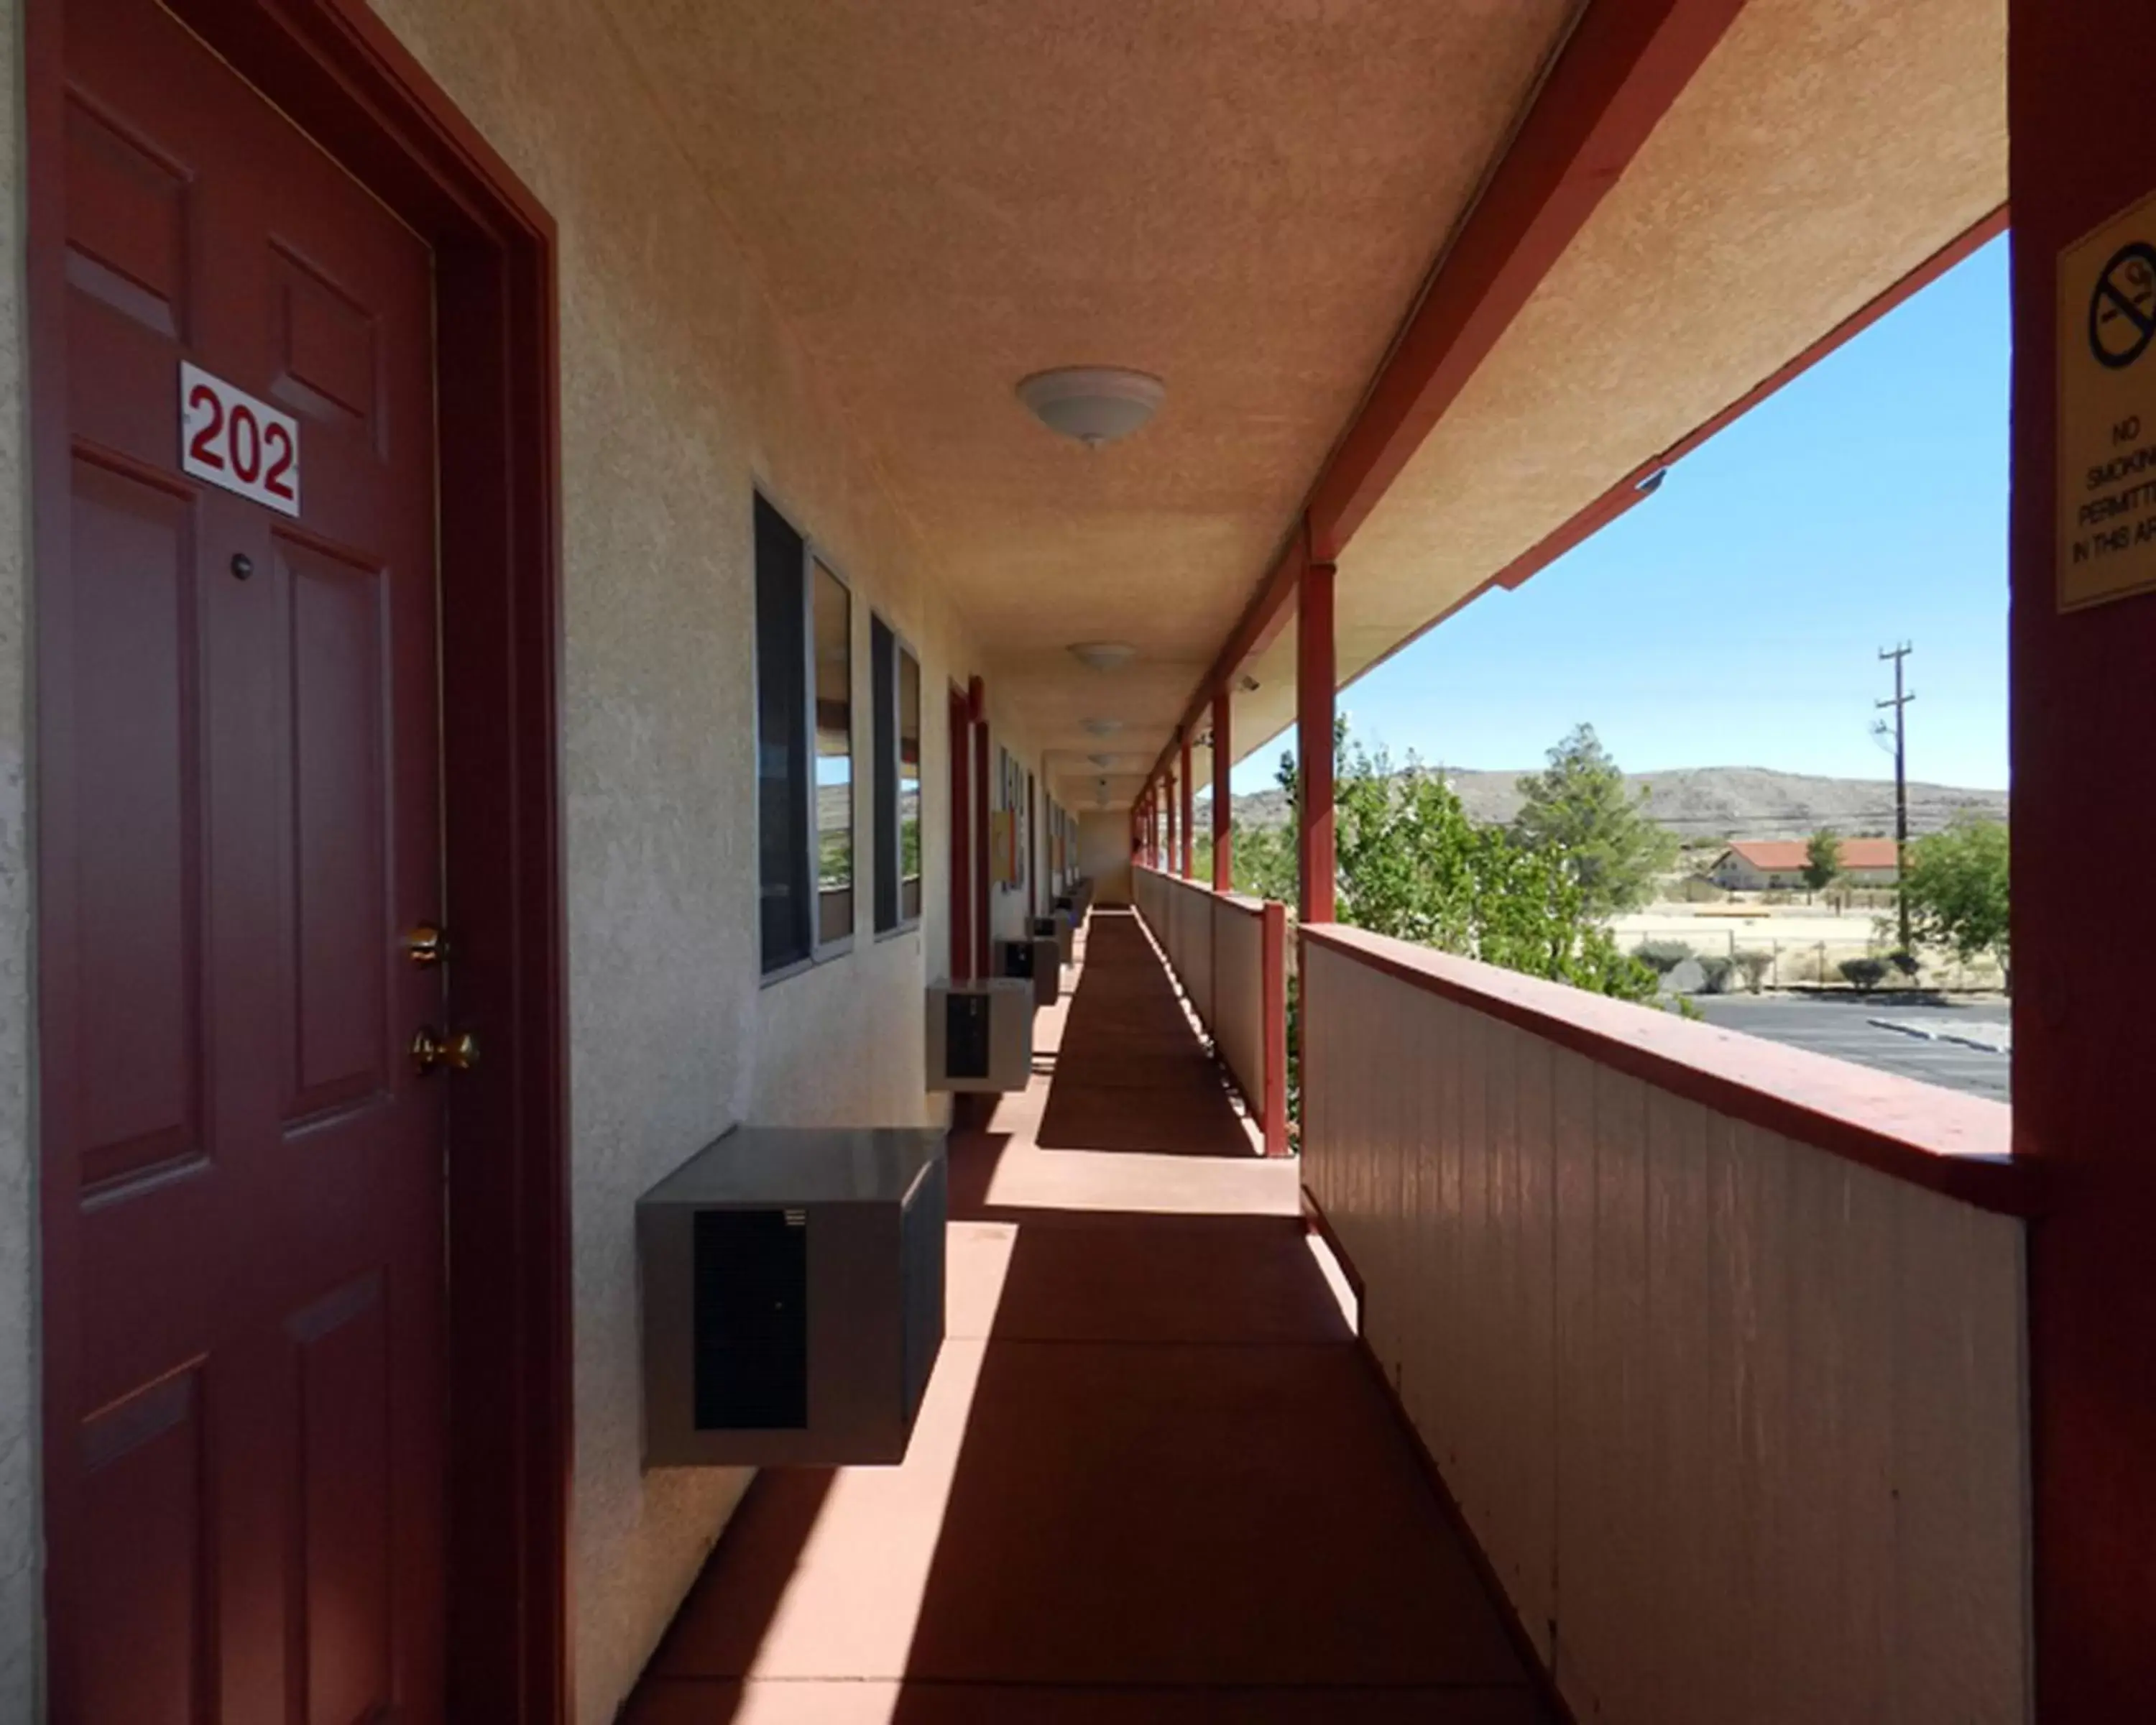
26, 0, 571, 1718
969, 676, 990, 972
947, 684, 973, 981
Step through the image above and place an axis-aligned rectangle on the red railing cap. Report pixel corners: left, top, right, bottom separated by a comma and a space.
1301, 922, 2035, 1218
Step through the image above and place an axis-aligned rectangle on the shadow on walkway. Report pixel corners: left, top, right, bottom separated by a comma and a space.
1033, 910, 1253, 1158
625, 908, 1549, 1725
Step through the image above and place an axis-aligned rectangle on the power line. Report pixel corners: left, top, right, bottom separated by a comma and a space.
1874, 643, 1915, 951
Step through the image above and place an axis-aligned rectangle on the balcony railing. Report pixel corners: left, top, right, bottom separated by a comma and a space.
1131, 866, 1289, 1156
1135, 891, 2036, 1724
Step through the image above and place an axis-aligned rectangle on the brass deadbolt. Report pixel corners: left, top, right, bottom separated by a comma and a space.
405, 923, 450, 967
411, 1026, 480, 1075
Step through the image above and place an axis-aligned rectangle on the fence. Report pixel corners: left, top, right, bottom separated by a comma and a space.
1618, 922, 2008, 992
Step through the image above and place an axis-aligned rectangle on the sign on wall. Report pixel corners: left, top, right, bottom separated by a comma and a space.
2058, 188, 2156, 610
180, 362, 301, 518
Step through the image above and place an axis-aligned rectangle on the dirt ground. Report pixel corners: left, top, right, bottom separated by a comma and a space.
1609, 899, 2006, 991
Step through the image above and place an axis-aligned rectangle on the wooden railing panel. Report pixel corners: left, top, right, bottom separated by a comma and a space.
1299, 932, 2030, 1725
1210, 899, 1266, 1138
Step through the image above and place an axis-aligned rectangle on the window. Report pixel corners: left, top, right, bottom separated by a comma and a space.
812, 560, 853, 947
755, 493, 857, 975
872, 618, 923, 935
755, 496, 810, 973
900, 646, 922, 921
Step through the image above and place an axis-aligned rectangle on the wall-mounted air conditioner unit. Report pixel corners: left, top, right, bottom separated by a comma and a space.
995, 935, 1059, 1008
638, 1125, 946, 1467
1033, 911, 1075, 967
925, 977, 1034, 1091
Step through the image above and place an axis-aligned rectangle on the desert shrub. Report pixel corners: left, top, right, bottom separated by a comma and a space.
1887, 949, 1920, 980
1839, 956, 1889, 993
1735, 949, 1773, 993
1695, 954, 1736, 994
1633, 939, 1693, 976
1671, 875, 1725, 903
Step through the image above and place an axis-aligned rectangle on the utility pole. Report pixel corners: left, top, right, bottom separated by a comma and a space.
1876, 643, 1915, 952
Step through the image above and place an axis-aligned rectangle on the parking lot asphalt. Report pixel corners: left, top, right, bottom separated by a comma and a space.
1687, 994, 2011, 1103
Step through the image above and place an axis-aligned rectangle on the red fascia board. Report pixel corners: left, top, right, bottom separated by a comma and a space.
1150, 0, 1740, 791
1302, 921, 2038, 1217
1307, 0, 1747, 561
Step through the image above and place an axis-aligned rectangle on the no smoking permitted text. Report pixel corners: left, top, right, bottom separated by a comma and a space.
2060, 188, 2156, 609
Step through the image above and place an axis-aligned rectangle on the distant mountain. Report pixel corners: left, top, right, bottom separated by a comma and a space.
1215, 766, 2007, 844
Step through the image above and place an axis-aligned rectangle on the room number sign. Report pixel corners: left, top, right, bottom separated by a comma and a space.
179, 361, 301, 518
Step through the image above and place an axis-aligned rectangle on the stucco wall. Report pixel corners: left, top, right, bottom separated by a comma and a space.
356, 4, 1071, 1717
0, 0, 33, 1711
0, 0, 1069, 1711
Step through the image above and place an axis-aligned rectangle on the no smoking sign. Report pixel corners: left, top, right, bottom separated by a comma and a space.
2089, 241, 2156, 371
2060, 191, 2156, 610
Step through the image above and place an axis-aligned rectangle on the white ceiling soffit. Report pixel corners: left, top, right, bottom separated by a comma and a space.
592, 0, 1583, 805
1226, 0, 2007, 768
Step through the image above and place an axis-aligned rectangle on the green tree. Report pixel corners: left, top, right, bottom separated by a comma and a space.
1511, 723, 1677, 915
1230, 821, 1297, 902
1802, 828, 1843, 896
1327, 732, 1657, 1003
1903, 816, 2010, 985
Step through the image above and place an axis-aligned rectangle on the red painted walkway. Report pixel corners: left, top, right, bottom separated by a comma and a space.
627, 909, 1547, 1724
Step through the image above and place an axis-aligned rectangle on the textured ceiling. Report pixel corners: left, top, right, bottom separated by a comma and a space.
1227, 0, 2008, 768
592, 0, 1581, 807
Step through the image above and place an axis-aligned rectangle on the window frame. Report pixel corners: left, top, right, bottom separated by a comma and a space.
869, 612, 926, 939
806, 549, 857, 963
753, 487, 861, 984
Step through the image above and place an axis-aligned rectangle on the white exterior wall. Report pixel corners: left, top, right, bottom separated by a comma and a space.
0, 0, 1065, 1716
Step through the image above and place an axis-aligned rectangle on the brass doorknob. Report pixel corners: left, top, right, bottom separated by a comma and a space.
411, 1026, 480, 1075
404, 923, 450, 967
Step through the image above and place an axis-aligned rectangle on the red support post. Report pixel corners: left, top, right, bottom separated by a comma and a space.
971, 680, 990, 974
2010, 0, 2156, 1711
1179, 730, 1195, 879
1297, 560, 1337, 926
1260, 900, 1289, 1158
1164, 769, 1177, 878
1212, 687, 1233, 892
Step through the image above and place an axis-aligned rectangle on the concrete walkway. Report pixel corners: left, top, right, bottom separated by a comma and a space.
626, 909, 1547, 1724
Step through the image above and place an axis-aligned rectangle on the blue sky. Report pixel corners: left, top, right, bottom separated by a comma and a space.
1234, 233, 2011, 796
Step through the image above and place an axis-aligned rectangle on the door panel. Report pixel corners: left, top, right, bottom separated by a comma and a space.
68, 454, 204, 1194
52, 0, 446, 1716
76, 1368, 210, 1725
283, 536, 391, 1123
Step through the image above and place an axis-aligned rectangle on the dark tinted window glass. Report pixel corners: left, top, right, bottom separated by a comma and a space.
872, 616, 899, 933
899, 649, 922, 922
755, 496, 810, 972
813, 561, 853, 946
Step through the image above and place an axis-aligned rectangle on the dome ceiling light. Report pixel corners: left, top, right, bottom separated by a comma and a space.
1080, 717, 1123, 737
1067, 640, 1137, 672
1016, 367, 1166, 449
1087, 753, 1115, 768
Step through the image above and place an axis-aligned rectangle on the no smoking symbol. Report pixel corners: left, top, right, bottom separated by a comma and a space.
2090, 240, 2156, 370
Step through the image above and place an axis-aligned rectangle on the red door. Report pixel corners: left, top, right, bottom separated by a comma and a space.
47, 0, 447, 1716
948, 687, 972, 980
